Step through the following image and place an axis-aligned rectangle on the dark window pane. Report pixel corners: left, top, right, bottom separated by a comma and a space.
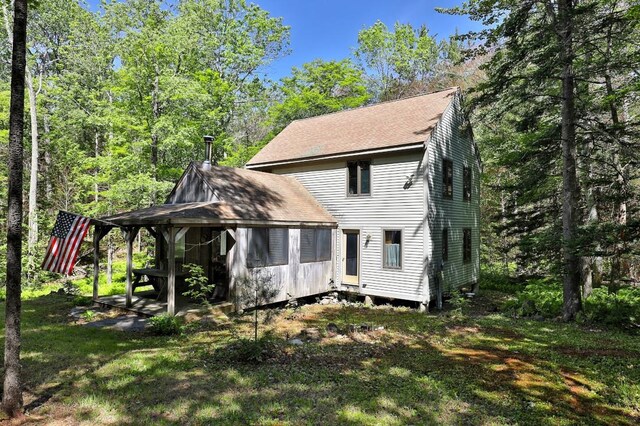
443, 159, 453, 198
268, 228, 289, 266
348, 162, 358, 194
345, 233, 358, 276
360, 161, 370, 194
300, 228, 316, 263
442, 228, 449, 262
383, 230, 402, 268
463, 167, 471, 201
463, 228, 472, 263
316, 229, 332, 261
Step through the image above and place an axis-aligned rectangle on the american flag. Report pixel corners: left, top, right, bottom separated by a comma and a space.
42, 211, 91, 275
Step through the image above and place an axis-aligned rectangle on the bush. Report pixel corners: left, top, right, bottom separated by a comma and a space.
582, 287, 640, 327
505, 280, 640, 328
148, 314, 184, 335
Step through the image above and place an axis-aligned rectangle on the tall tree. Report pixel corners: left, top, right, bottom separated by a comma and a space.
2, 0, 27, 417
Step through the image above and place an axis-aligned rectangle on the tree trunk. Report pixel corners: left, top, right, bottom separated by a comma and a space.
107, 235, 113, 287
43, 113, 52, 201
25, 67, 39, 282
558, 0, 581, 321
3, 0, 27, 418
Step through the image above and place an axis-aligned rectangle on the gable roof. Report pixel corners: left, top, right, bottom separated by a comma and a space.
103, 162, 336, 227
247, 87, 459, 167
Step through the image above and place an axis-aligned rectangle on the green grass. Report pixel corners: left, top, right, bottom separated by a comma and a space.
1, 287, 639, 425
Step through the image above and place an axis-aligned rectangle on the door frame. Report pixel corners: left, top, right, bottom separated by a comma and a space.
341, 229, 360, 286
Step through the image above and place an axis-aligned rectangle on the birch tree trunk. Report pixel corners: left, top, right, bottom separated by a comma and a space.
25, 67, 39, 278
3, 0, 27, 417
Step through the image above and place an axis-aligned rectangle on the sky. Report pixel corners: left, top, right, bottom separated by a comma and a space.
85, 0, 483, 81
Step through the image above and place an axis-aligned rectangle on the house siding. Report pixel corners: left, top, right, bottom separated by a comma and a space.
425, 92, 481, 297
271, 152, 428, 302
229, 227, 334, 307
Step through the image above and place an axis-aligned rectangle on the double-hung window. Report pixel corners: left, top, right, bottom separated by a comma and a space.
300, 228, 332, 263
247, 228, 289, 267
443, 159, 453, 199
383, 230, 402, 269
463, 228, 472, 264
348, 161, 371, 195
463, 166, 472, 202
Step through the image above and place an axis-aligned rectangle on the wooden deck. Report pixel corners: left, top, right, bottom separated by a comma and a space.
96, 290, 234, 317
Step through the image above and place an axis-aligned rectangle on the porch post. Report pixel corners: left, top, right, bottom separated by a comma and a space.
93, 226, 101, 302
125, 227, 139, 308
167, 227, 177, 315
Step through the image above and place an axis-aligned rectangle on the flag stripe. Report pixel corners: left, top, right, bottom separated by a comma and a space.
42, 212, 91, 276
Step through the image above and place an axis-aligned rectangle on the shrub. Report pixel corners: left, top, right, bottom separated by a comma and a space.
502, 279, 563, 318
582, 287, 640, 327
148, 314, 184, 335
182, 263, 215, 305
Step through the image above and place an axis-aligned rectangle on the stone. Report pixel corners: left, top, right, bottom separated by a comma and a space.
302, 327, 321, 340
364, 295, 374, 306
85, 315, 148, 332
326, 323, 340, 335
289, 338, 304, 346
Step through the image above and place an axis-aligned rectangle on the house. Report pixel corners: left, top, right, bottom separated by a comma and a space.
246, 86, 481, 310
92, 86, 479, 316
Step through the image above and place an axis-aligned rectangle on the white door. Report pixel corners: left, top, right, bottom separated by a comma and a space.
342, 230, 359, 285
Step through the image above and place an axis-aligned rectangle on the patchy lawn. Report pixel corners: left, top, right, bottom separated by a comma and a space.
1, 289, 639, 425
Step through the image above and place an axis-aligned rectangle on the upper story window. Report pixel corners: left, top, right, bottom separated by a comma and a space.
463, 228, 472, 264
348, 160, 371, 195
300, 228, 332, 263
247, 227, 289, 268
463, 166, 472, 202
443, 159, 453, 199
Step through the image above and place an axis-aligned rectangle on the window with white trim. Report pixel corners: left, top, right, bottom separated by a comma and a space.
383, 230, 402, 269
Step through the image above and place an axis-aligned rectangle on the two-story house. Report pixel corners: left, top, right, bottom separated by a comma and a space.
96, 86, 480, 315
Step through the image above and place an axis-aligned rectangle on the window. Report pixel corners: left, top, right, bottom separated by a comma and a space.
442, 228, 449, 262
463, 166, 472, 202
383, 230, 402, 269
347, 160, 371, 195
300, 228, 332, 263
463, 228, 472, 263
443, 159, 453, 198
247, 228, 289, 267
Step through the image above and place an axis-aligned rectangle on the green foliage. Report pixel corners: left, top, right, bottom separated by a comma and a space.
504, 280, 640, 328
81, 309, 97, 321
182, 263, 215, 305
448, 291, 470, 319
148, 313, 184, 336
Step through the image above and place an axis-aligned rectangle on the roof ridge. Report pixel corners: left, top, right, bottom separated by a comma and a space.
288, 86, 459, 124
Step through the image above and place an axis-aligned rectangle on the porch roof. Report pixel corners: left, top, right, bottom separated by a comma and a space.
101, 200, 337, 228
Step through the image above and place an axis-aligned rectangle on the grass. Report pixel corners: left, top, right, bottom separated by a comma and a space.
0, 285, 639, 425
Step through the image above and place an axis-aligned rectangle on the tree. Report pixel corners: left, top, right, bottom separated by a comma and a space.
3, 0, 27, 417
443, 0, 640, 320
354, 21, 438, 101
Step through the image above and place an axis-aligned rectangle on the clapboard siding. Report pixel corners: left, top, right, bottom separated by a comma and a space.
426, 92, 481, 297
229, 227, 334, 308
272, 152, 428, 302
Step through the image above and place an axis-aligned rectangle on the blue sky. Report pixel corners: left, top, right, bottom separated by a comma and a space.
85, 0, 482, 80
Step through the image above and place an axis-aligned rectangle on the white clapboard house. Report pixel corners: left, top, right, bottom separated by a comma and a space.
93, 87, 480, 315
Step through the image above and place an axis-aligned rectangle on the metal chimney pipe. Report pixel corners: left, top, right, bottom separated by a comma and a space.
203, 135, 213, 168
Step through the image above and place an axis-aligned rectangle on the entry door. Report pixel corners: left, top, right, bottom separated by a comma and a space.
342, 230, 360, 285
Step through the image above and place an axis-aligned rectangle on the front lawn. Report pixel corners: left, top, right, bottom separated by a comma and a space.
1, 288, 639, 425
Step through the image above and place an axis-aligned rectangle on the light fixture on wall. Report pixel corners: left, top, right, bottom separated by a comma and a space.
365, 233, 372, 247
404, 174, 415, 189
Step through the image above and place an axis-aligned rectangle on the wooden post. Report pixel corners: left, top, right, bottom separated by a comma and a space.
125, 227, 139, 308
167, 227, 176, 315
93, 226, 101, 302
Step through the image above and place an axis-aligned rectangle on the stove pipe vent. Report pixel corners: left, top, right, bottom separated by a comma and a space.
203, 135, 214, 170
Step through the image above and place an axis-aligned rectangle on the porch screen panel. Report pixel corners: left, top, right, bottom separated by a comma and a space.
267, 228, 289, 266
316, 229, 331, 261
247, 228, 268, 267
300, 229, 316, 263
